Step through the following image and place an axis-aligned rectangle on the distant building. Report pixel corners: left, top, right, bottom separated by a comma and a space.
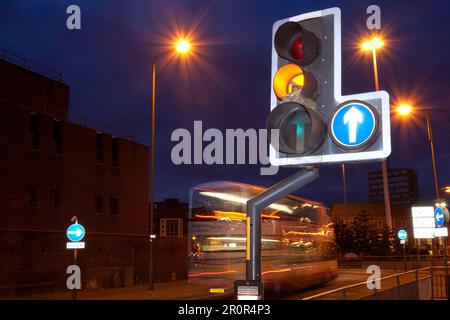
154, 198, 188, 237
368, 168, 419, 205
0, 52, 149, 294
331, 203, 412, 231
152, 198, 189, 282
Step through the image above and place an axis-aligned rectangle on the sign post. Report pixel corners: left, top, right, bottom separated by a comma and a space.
398, 229, 408, 271
67, 216, 85, 300
434, 204, 449, 300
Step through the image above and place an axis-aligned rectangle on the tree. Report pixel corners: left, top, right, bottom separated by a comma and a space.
334, 218, 355, 255
351, 212, 374, 255
334, 213, 396, 256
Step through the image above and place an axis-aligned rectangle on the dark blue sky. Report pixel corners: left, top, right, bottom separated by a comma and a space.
1, 0, 449, 205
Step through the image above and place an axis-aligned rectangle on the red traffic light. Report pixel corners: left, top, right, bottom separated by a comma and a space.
290, 37, 304, 60
274, 22, 320, 66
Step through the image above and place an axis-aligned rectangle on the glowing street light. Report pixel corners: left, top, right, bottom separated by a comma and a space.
361, 37, 384, 52
396, 104, 413, 117
175, 38, 191, 54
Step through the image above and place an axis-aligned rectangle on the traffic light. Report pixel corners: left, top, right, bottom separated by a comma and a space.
267, 8, 391, 166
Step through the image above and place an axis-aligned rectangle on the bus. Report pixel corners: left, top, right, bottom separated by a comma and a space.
187, 181, 337, 296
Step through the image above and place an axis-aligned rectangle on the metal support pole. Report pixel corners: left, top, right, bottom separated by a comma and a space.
381, 160, 392, 229
148, 63, 156, 291
72, 249, 77, 300
416, 238, 420, 268
444, 237, 450, 299
341, 164, 347, 205
426, 113, 440, 200
371, 48, 392, 230
402, 244, 407, 271
426, 112, 448, 297
246, 167, 319, 283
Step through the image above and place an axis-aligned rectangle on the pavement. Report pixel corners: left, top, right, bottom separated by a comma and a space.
5, 281, 220, 300
3, 266, 441, 300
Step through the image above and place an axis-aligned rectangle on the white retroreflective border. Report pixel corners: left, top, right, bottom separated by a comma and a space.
269, 7, 391, 166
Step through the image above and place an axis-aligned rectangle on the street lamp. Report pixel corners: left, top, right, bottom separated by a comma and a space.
360, 36, 392, 230
175, 38, 191, 54
394, 104, 440, 200
395, 102, 449, 298
149, 38, 192, 292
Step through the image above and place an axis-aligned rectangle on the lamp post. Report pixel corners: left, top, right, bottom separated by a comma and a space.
361, 37, 392, 230
396, 103, 448, 298
148, 38, 192, 292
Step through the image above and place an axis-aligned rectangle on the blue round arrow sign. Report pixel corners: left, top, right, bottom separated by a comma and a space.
397, 229, 407, 240
435, 207, 445, 228
330, 101, 378, 149
67, 223, 85, 242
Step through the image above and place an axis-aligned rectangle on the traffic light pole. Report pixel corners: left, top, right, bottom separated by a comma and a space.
246, 167, 319, 283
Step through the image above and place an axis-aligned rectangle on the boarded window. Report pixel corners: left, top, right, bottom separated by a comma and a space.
111, 137, 119, 167
29, 113, 40, 150
96, 133, 104, 164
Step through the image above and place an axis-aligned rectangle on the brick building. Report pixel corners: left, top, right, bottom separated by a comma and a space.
0, 53, 150, 294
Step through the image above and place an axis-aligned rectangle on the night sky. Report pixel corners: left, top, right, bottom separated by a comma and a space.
1, 0, 449, 205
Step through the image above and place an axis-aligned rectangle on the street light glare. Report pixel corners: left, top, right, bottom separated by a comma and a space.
361, 37, 384, 51
175, 38, 191, 54
396, 104, 413, 117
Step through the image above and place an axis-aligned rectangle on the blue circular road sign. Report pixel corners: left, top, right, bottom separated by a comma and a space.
435, 207, 445, 228
330, 101, 378, 149
397, 229, 407, 240
67, 223, 85, 242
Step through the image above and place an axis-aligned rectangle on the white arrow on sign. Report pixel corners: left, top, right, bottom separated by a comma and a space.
68, 228, 83, 237
436, 211, 444, 220
343, 107, 363, 143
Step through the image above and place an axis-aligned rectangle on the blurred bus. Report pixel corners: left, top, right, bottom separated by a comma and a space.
188, 181, 337, 296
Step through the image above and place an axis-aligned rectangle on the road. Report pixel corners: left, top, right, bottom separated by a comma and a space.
6, 266, 441, 300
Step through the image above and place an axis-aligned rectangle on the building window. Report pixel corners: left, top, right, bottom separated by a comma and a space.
52, 120, 63, 155
95, 195, 103, 214
49, 189, 61, 210
111, 137, 119, 167
110, 197, 118, 215
96, 132, 104, 164
29, 113, 40, 150
160, 218, 183, 237
26, 187, 38, 208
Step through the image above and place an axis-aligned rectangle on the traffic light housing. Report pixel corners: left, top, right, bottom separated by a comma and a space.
268, 8, 391, 166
